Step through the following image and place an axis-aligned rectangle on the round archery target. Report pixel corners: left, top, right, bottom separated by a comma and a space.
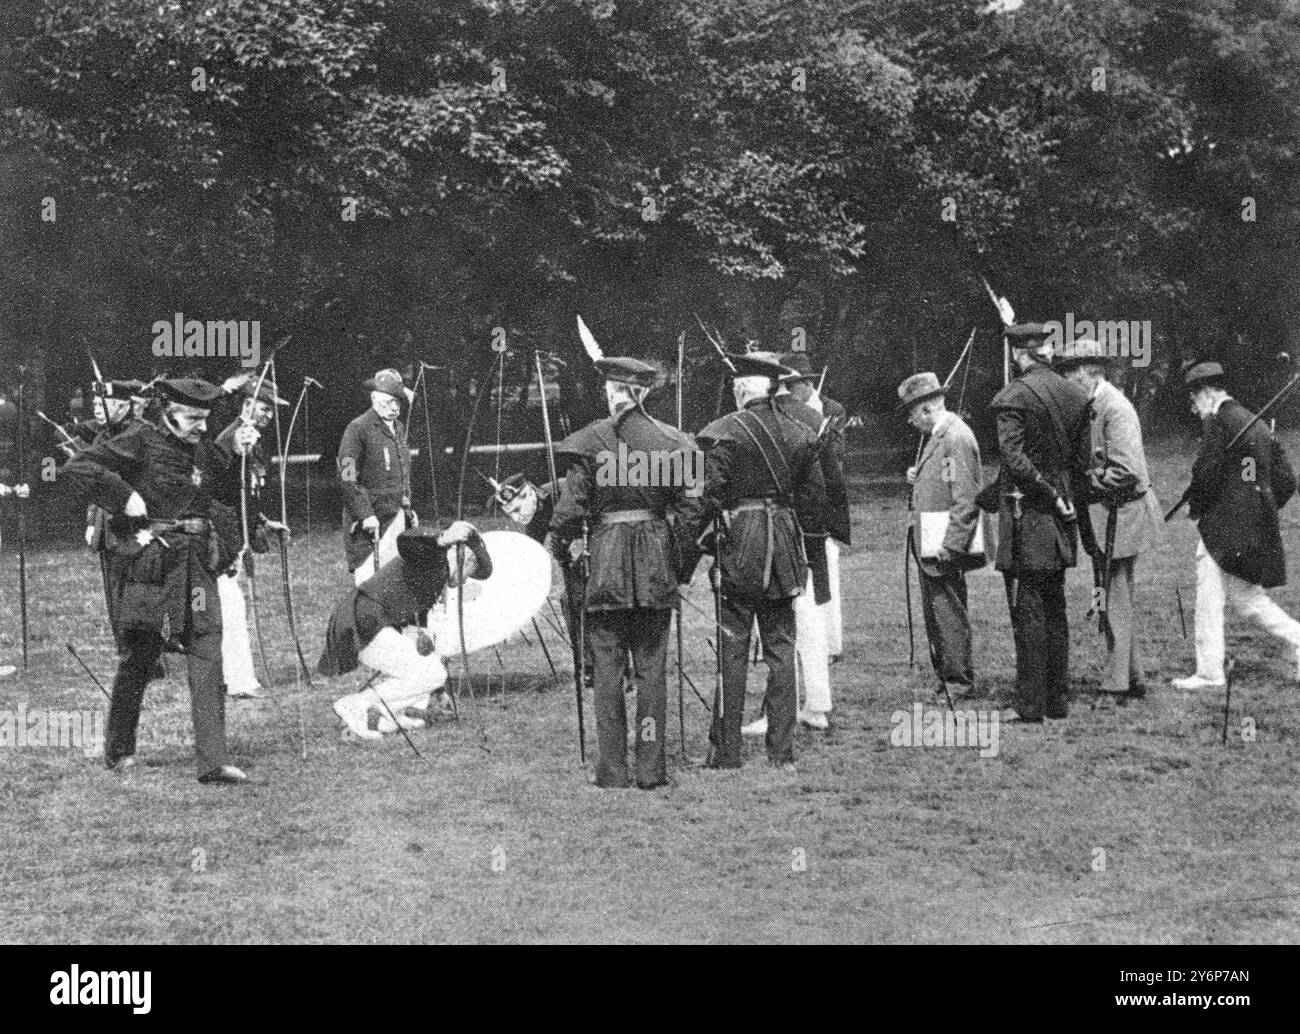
427, 530, 552, 658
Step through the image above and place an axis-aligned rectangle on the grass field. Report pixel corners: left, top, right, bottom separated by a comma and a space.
2, 435, 1299, 944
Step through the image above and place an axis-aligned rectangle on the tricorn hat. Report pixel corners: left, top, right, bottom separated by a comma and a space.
897, 371, 946, 413
1182, 359, 1226, 390
156, 377, 223, 409
364, 368, 407, 399
1055, 338, 1112, 370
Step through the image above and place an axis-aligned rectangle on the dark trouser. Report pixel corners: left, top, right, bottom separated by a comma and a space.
1005, 570, 1069, 720
105, 629, 230, 778
919, 563, 973, 691
587, 608, 671, 788
709, 594, 797, 768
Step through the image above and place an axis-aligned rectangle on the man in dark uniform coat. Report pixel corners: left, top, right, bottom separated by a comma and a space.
59, 377, 249, 784
550, 356, 696, 789
338, 368, 417, 581
682, 353, 829, 771
983, 323, 1092, 722
1172, 360, 1300, 689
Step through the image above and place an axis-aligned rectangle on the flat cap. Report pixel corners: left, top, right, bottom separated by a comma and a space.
1182, 359, 1226, 389
155, 377, 223, 408
594, 356, 658, 388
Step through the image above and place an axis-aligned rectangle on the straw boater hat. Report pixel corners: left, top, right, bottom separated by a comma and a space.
896, 371, 945, 413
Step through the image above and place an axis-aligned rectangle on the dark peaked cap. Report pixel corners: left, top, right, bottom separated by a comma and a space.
594, 356, 658, 387
728, 353, 794, 379
1005, 322, 1049, 348
156, 377, 224, 408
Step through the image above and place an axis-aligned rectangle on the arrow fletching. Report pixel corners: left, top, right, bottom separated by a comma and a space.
576, 315, 603, 362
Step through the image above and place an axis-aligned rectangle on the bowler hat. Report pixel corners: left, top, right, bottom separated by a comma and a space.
363, 368, 406, 399
896, 371, 945, 413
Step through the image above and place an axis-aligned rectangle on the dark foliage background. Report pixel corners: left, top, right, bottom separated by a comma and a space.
2, 0, 1299, 527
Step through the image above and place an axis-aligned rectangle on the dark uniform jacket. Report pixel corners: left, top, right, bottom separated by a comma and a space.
985, 362, 1091, 574
58, 421, 240, 655
685, 398, 828, 603
820, 395, 852, 547
318, 529, 493, 676
775, 393, 836, 603
551, 406, 696, 613
1188, 397, 1297, 588
337, 407, 413, 569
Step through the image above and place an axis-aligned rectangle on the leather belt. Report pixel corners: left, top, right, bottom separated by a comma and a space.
728, 496, 790, 514
599, 508, 657, 524
148, 517, 210, 535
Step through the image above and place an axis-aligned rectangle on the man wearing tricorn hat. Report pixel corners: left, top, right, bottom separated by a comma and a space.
338, 368, 418, 584
320, 522, 489, 740
208, 377, 292, 698
900, 369, 985, 701
682, 353, 828, 772
59, 377, 253, 783
1057, 339, 1161, 702
551, 352, 697, 789
1171, 360, 1300, 690
781, 351, 850, 661
982, 323, 1091, 722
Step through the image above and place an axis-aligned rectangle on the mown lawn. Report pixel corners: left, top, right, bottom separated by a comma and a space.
1, 435, 1297, 943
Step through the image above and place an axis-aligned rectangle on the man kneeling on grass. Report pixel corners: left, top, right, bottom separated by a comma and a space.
319, 522, 492, 740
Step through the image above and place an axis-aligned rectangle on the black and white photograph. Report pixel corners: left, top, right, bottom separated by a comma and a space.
0, 0, 1295, 971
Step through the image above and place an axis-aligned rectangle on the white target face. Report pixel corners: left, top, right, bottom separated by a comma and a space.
427, 530, 553, 658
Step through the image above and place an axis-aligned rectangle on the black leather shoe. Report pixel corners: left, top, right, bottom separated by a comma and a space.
198, 765, 247, 785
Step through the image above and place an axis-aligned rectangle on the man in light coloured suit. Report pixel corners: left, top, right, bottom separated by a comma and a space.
901, 372, 986, 701
1058, 339, 1162, 702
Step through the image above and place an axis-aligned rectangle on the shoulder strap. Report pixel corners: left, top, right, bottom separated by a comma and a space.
734, 409, 791, 496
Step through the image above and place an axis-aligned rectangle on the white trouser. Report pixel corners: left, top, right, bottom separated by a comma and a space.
337, 627, 448, 732
217, 570, 260, 693
1194, 540, 1300, 677
353, 509, 408, 586
794, 571, 832, 713
822, 538, 843, 657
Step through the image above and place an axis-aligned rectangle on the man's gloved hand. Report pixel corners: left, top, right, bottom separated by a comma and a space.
85, 525, 96, 548
567, 538, 587, 566
1054, 495, 1077, 522
233, 424, 260, 455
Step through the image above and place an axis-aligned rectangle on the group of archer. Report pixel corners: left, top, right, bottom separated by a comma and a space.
903, 322, 1300, 728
